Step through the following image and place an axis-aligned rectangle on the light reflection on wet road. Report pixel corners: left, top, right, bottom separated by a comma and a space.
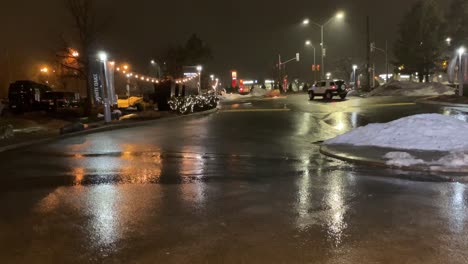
1, 95, 468, 263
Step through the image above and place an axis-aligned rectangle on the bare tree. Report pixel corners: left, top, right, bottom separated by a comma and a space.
65, 0, 99, 115
332, 57, 354, 82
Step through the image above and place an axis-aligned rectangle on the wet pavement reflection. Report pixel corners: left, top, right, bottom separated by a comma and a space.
1, 95, 468, 263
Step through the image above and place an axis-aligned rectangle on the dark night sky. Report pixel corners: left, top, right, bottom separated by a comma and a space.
0, 0, 449, 93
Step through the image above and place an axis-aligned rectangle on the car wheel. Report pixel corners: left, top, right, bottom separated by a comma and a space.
340, 94, 347, 100
308, 91, 315, 101
324, 91, 333, 101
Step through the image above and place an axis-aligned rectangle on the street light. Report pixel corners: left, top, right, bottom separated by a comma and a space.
305, 40, 317, 82
446, 37, 452, 46
196, 65, 203, 95
98, 52, 108, 62
98, 51, 112, 123
352, 65, 358, 88
458, 46, 466, 96
302, 11, 345, 78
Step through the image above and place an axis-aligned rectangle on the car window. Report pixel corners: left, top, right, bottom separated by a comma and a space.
320, 82, 326, 87
330, 82, 335, 86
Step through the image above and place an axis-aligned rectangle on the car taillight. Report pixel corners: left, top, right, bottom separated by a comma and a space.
331, 86, 336, 89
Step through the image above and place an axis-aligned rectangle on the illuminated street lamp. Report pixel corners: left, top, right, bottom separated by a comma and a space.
305, 40, 317, 81
458, 46, 466, 96
302, 11, 345, 77
196, 65, 203, 95
71, 49, 80, 58
98, 52, 108, 62
98, 51, 111, 123
446, 37, 452, 46
352, 65, 358, 88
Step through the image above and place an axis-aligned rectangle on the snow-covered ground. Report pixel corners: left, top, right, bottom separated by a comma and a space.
384, 151, 468, 170
368, 81, 455, 97
325, 114, 468, 151
325, 114, 468, 170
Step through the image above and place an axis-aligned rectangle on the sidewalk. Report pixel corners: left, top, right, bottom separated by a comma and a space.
320, 144, 468, 182
0, 108, 218, 153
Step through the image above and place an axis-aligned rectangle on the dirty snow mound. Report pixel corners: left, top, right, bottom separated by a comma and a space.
369, 81, 455, 96
384, 151, 468, 170
219, 92, 252, 101
325, 114, 468, 151
384, 152, 425, 167
251, 88, 268, 97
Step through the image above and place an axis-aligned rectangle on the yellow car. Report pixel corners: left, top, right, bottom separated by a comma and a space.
117, 96, 143, 109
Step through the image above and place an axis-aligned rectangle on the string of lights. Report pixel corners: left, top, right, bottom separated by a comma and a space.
115, 63, 199, 84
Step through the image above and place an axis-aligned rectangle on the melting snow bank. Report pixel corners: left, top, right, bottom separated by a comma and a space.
325, 114, 468, 171
368, 81, 455, 97
219, 93, 252, 101
384, 151, 468, 171
325, 114, 468, 151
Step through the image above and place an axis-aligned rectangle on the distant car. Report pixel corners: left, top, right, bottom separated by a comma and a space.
308, 79, 349, 101
43, 91, 80, 111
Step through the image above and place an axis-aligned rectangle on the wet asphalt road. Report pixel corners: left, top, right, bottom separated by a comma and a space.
1, 94, 468, 263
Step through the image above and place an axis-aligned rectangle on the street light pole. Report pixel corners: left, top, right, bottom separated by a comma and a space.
196, 65, 203, 95
353, 65, 358, 88
321, 25, 325, 78
302, 11, 344, 79
98, 52, 112, 123
305, 40, 317, 82
386, 40, 389, 83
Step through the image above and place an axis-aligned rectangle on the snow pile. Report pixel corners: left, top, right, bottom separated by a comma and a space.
384, 151, 468, 170
219, 92, 252, 101
251, 88, 268, 97
384, 152, 425, 167
368, 81, 455, 96
325, 114, 468, 151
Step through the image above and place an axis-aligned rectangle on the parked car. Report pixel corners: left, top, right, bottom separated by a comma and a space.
8, 80, 52, 113
308, 79, 349, 100
43, 91, 80, 111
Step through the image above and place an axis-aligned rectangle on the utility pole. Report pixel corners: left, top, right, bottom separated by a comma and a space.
385, 40, 389, 83
321, 26, 325, 78
278, 54, 282, 88
366, 16, 371, 91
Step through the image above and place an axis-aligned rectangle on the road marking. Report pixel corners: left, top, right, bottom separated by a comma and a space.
355, 102, 416, 108
220, 108, 291, 113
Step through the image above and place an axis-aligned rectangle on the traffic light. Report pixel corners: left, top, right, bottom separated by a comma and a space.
312, 64, 316, 72
317, 64, 321, 72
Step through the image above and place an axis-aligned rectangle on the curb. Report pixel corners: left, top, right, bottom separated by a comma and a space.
415, 97, 468, 109
320, 145, 388, 168
0, 108, 219, 153
320, 145, 468, 182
